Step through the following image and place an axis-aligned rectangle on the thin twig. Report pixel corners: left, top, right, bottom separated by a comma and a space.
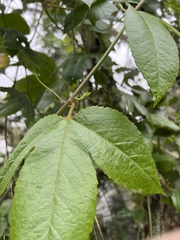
4, 117, 9, 160
30, 8, 44, 44
95, 216, 105, 240
45, 9, 63, 30
147, 195, 153, 239
34, 70, 65, 103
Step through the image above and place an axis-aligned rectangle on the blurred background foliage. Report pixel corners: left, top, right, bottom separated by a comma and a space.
0, 0, 180, 239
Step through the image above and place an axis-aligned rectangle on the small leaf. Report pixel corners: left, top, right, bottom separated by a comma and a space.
64, 4, 89, 33
153, 152, 176, 172
15, 75, 44, 103
88, 0, 118, 25
0, 53, 10, 69
125, 6, 179, 105
172, 189, 180, 212
19, 50, 57, 77
148, 113, 180, 133
0, 14, 30, 34
0, 87, 35, 125
63, 53, 92, 81
168, 0, 180, 14
81, 0, 94, 7
1, 29, 29, 51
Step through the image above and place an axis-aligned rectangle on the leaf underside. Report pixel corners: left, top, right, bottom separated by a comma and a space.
0, 107, 163, 239
125, 6, 179, 105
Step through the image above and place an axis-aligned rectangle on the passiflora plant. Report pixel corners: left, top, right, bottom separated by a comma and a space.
0, 0, 180, 239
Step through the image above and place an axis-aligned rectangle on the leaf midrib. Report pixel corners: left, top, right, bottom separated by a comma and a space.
46, 119, 70, 240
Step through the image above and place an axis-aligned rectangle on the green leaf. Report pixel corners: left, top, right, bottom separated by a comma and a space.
0, 199, 12, 218
168, 0, 180, 14
0, 115, 60, 197
125, 6, 179, 105
153, 152, 176, 173
15, 75, 45, 103
1, 29, 29, 53
8, 115, 97, 240
0, 14, 30, 34
148, 113, 180, 133
171, 189, 180, 212
63, 53, 92, 81
64, 4, 89, 33
0, 107, 163, 239
0, 87, 35, 125
88, 0, 118, 25
19, 50, 57, 78
81, 0, 94, 7
74, 107, 163, 195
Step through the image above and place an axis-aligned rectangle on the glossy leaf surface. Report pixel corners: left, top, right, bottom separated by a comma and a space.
125, 6, 179, 105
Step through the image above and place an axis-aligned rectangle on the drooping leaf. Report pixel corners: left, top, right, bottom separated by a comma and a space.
0, 107, 163, 239
0, 14, 30, 34
88, 0, 118, 25
125, 6, 179, 105
64, 4, 89, 33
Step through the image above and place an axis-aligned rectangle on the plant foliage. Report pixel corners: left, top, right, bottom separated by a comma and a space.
0, 0, 179, 239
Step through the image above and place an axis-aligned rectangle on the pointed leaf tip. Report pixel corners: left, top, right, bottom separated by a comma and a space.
74, 106, 164, 195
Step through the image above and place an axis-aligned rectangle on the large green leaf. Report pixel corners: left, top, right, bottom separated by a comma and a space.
74, 107, 163, 195
0, 107, 163, 239
3, 115, 97, 240
125, 6, 179, 105
0, 14, 30, 34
